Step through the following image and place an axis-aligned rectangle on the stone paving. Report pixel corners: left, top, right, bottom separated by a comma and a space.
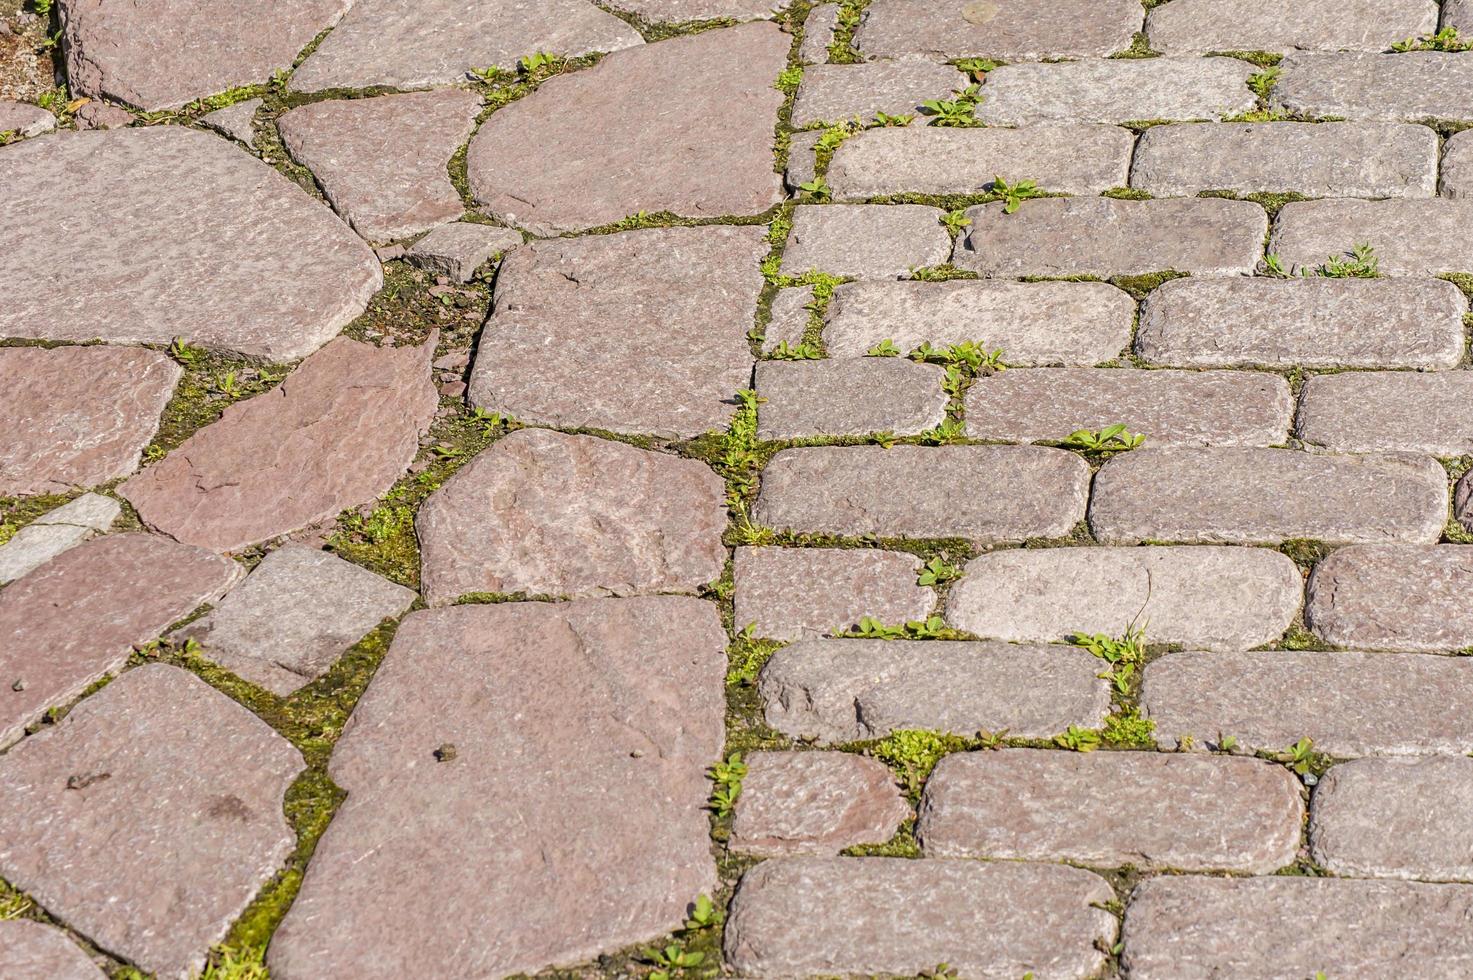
9, 1, 1473, 978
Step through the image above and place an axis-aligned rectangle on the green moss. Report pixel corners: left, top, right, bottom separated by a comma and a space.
1280, 538, 1334, 570
1111, 270, 1188, 302
0, 491, 74, 546
828, 0, 871, 64
0, 877, 33, 921
864, 729, 978, 797
1207, 49, 1284, 68
1111, 31, 1160, 59
143, 345, 291, 460
842, 820, 922, 858
1440, 273, 1473, 304
1102, 708, 1157, 748
1197, 189, 1310, 219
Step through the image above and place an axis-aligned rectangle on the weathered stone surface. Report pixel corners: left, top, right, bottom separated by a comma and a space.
290, 0, 643, 92
1270, 199, 1473, 276
0, 128, 381, 360
467, 226, 766, 437
1450, 0, 1473, 32
406, 222, 522, 282
965, 368, 1293, 447
0, 98, 54, 137
0, 920, 106, 980
763, 286, 812, 354
947, 546, 1301, 651
268, 598, 725, 980
825, 280, 1135, 364
733, 547, 933, 641
977, 57, 1256, 126
1310, 756, 1473, 881
791, 59, 967, 127
199, 97, 260, 145
856, 0, 1143, 60
121, 336, 437, 553
730, 751, 911, 856
1444, 129, 1473, 198
0, 346, 181, 495
1131, 122, 1440, 199
0, 494, 121, 585
799, 2, 839, 63
754, 359, 948, 440
1275, 51, 1473, 123
919, 750, 1303, 873
784, 129, 821, 191
954, 197, 1267, 278
72, 100, 132, 130
827, 124, 1134, 199
1145, 0, 1438, 55
418, 428, 727, 604
607, 0, 781, 21
781, 204, 952, 279
755, 445, 1090, 543
0, 534, 242, 749
759, 639, 1111, 742
1142, 649, 1473, 756
1090, 448, 1448, 546
725, 858, 1116, 978
1298, 371, 1473, 454
467, 24, 786, 234
1306, 545, 1473, 652
278, 90, 481, 242
1136, 277, 1467, 370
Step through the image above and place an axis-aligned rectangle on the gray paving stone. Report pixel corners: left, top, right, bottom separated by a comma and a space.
1131, 122, 1440, 199
730, 751, 912, 857
1297, 371, 1473, 454
784, 129, 821, 191
856, 0, 1143, 60
199, 97, 260, 146
799, 2, 839, 63
758, 639, 1112, 742
1274, 51, 1473, 123
781, 204, 952, 279
732, 546, 933, 641
607, 0, 782, 20
1090, 448, 1449, 546
977, 57, 1257, 126
791, 59, 967, 127
268, 598, 725, 980
0, 494, 121, 585
0, 98, 54, 137
1450, 0, 1473, 32
1144, 0, 1439, 55
0, 664, 304, 980
1306, 545, 1473, 652
406, 222, 522, 282
1438, 128, 1473, 198
755, 359, 948, 440
1136, 276, 1467, 370
947, 546, 1302, 651
918, 750, 1303, 873
763, 286, 813, 354
72, 101, 133, 130
0, 920, 106, 980
1270, 198, 1473, 276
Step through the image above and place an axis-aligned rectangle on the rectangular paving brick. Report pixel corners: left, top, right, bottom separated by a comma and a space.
791, 59, 967, 127
1270, 198, 1473, 276
1144, 0, 1439, 55
730, 751, 911, 857
855, 0, 1143, 60
1306, 545, 1473, 652
781, 204, 952, 280
1274, 51, 1473, 123
976, 57, 1257, 126
733, 546, 934, 641
1444, 129, 1473, 198
754, 359, 947, 440
1297, 371, 1473, 454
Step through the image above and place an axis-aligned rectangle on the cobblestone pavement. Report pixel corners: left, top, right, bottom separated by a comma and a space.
6, 1, 1473, 977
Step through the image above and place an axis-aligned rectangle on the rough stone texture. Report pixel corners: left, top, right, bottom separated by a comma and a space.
1444, 129, 1473, 198
198, 97, 259, 145
856, 0, 1143, 60
1090, 448, 1448, 546
289, 0, 643, 92
418, 428, 727, 604
406, 222, 523, 282
607, 0, 781, 20
0, 493, 121, 585
755, 445, 1090, 543
954, 197, 1267, 278
791, 59, 967, 127
1297, 371, 1473, 454
0, 98, 54, 137
947, 546, 1302, 651
964, 368, 1293, 447
268, 598, 725, 980
825, 280, 1135, 364
759, 639, 1111, 743
919, 750, 1303, 873
977, 57, 1256, 126
120, 336, 438, 553
468, 24, 786, 235
1131, 122, 1440, 199
725, 858, 1116, 979
799, 3, 839, 63
467, 226, 766, 437
0, 346, 181, 495
827, 124, 1134, 200
72, 101, 133, 130
1145, 0, 1439, 55
763, 286, 812, 354
0, 128, 381, 360
1306, 545, 1473, 652
732, 547, 934, 641
277, 90, 481, 243
0, 920, 106, 980
1271, 199, 1473, 276
1461, 472, 1473, 536
1136, 276, 1467, 370
1274, 51, 1473, 123
730, 751, 911, 856
754, 359, 948, 440
784, 129, 821, 190
781, 204, 952, 279
0, 534, 242, 749
1450, 0, 1473, 32
1309, 756, 1473, 881
1141, 649, 1473, 756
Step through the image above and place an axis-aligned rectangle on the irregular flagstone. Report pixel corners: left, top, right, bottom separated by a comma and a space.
605, 0, 781, 21
268, 598, 725, 980
1089, 448, 1448, 546
1274, 51, 1473, 123
0, 920, 106, 980
120, 336, 438, 553
0, 494, 121, 586
468, 23, 786, 235
1444, 129, 1473, 198
918, 750, 1303, 873
0, 98, 55, 137
754, 359, 948, 440
0, 128, 381, 361
199, 97, 261, 146
733, 546, 934, 641
758, 639, 1112, 742
1270, 199, 1473, 276
277, 90, 481, 243
1297, 371, 1473, 454
0, 665, 303, 980
1144, 0, 1438, 55
730, 751, 912, 856
946, 546, 1302, 651
856, 0, 1143, 60
1306, 545, 1473, 652
791, 59, 968, 127
467, 226, 766, 437
0, 346, 181, 495
977, 57, 1257, 126
0, 533, 242, 749
780, 204, 952, 279
725, 857, 1117, 978
405, 222, 522, 282
799, 3, 840, 63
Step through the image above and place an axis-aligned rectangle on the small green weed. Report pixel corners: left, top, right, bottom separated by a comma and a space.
1393, 27, 1472, 52
708, 752, 747, 818
1264, 243, 1379, 279
941, 208, 972, 237
837, 615, 960, 640
642, 942, 705, 979
196, 945, 270, 980
871, 729, 970, 794
991, 175, 1045, 214
682, 893, 722, 934
797, 176, 832, 201
1060, 425, 1147, 453
518, 51, 559, 74
1054, 725, 1102, 752
1275, 737, 1318, 775
910, 340, 1006, 373
866, 338, 902, 357
766, 339, 823, 360
921, 85, 982, 127
1248, 66, 1281, 101
1103, 708, 1156, 748
916, 557, 963, 587
872, 111, 913, 127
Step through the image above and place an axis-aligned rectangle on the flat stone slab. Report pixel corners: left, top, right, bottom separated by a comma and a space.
855, 0, 1143, 60
0, 664, 303, 979
608, 0, 782, 20
1275, 51, 1473, 123
0, 99, 55, 138
954, 197, 1267, 278
964, 368, 1293, 447
0, 920, 106, 979
791, 59, 967, 127
467, 23, 786, 234
725, 857, 1116, 979
467, 226, 766, 437
763, 286, 812, 354
1297, 371, 1473, 454
1306, 545, 1473, 653
733, 546, 934, 641
406, 222, 522, 282
754, 445, 1090, 543
1141, 649, 1473, 756
418, 428, 727, 604
754, 359, 948, 440
947, 546, 1301, 651
1445, 130, 1473, 199
730, 751, 911, 857
121, 336, 437, 553
199, 97, 260, 145
758, 639, 1111, 743
1136, 276, 1467, 370
919, 750, 1303, 873
1144, 0, 1439, 55
277, 90, 481, 243
781, 204, 952, 280
1131, 122, 1440, 199
977, 57, 1256, 126
799, 3, 840, 63
1270, 199, 1473, 276
0, 346, 181, 495
268, 598, 725, 979
1090, 448, 1448, 546
0, 493, 120, 586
